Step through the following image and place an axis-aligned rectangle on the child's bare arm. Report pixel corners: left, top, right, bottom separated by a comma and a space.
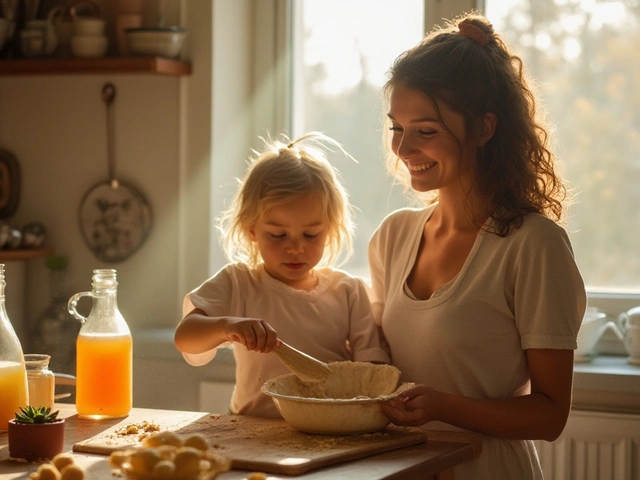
175, 308, 279, 354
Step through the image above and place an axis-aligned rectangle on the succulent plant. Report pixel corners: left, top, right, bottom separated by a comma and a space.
14, 406, 60, 424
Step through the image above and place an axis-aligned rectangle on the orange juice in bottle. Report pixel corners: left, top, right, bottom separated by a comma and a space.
0, 264, 28, 430
69, 269, 132, 419
0, 361, 28, 430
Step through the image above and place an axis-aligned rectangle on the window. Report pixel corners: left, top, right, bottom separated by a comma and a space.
286, 1, 640, 314
485, 0, 640, 296
289, 0, 425, 277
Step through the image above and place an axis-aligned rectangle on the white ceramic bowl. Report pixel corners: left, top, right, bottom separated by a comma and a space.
70, 35, 108, 58
125, 27, 186, 58
73, 17, 105, 36
262, 361, 412, 435
575, 309, 626, 362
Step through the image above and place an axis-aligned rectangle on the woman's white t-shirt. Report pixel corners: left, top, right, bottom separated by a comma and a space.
368, 206, 587, 480
182, 263, 391, 418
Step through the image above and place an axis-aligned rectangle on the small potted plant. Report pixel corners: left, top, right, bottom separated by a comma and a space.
8, 406, 65, 461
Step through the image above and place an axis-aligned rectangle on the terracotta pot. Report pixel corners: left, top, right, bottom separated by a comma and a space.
8, 419, 65, 461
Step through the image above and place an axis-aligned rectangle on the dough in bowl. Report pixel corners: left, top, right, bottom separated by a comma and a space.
269, 361, 402, 399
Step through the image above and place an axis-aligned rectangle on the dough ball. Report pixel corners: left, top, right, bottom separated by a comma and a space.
51, 453, 75, 472
60, 464, 85, 480
173, 447, 202, 478
36, 465, 60, 480
129, 447, 163, 474
183, 433, 209, 451
156, 444, 178, 460
143, 431, 183, 448
151, 460, 176, 479
108, 450, 130, 468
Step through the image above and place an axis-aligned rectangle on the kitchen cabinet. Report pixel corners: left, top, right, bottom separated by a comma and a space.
0, 56, 191, 76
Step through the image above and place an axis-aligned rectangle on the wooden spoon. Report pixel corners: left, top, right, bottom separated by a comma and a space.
272, 340, 331, 383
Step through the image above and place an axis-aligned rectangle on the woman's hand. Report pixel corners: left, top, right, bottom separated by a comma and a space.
381, 384, 439, 427
222, 317, 279, 353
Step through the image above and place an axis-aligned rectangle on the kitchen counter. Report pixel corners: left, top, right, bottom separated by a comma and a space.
0, 404, 481, 480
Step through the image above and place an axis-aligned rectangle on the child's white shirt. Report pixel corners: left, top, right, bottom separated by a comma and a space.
182, 263, 390, 417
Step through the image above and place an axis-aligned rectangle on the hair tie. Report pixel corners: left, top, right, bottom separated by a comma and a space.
458, 19, 489, 46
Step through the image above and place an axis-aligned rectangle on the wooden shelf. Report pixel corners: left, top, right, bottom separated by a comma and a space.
0, 248, 54, 261
0, 56, 192, 76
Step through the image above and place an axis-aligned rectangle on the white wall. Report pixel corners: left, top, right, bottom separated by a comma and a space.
0, 0, 252, 347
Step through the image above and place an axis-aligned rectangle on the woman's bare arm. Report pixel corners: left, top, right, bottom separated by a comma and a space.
382, 348, 574, 441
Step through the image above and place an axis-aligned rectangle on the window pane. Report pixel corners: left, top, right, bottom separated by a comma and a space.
291, 0, 424, 277
486, 0, 640, 293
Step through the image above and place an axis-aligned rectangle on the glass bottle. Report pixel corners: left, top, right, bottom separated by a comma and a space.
24, 354, 55, 410
0, 263, 28, 430
68, 269, 132, 419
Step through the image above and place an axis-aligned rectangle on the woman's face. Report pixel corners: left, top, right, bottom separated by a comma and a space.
249, 192, 328, 289
387, 83, 475, 196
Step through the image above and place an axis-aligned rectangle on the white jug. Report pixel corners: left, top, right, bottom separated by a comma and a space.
617, 306, 640, 364
24, 7, 59, 56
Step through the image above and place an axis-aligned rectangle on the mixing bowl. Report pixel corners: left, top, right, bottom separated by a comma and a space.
262, 361, 412, 435
125, 26, 186, 58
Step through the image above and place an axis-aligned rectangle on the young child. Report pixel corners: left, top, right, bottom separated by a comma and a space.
175, 132, 390, 418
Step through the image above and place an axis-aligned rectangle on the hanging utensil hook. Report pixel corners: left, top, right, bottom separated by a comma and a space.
101, 83, 118, 189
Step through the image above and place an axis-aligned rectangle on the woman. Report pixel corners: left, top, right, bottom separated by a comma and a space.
368, 13, 586, 479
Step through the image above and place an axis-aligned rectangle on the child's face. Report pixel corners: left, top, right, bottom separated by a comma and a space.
249, 192, 329, 289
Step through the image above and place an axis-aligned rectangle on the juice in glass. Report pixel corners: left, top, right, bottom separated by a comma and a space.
0, 360, 28, 430
76, 333, 132, 418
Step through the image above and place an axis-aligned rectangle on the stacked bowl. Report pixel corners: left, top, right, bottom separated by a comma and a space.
125, 26, 186, 58
70, 16, 107, 57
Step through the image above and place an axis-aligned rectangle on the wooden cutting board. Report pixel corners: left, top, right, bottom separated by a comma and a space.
72, 409, 428, 475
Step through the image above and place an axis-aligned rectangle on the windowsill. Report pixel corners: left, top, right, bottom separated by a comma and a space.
572, 355, 640, 415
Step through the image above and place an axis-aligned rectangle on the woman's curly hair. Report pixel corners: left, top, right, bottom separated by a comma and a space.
384, 12, 568, 236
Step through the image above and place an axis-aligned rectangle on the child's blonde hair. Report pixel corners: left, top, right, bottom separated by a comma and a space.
218, 132, 355, 269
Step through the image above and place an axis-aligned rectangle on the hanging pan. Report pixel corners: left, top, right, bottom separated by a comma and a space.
78, 83, 152, 263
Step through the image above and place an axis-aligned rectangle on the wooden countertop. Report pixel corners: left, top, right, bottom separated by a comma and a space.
0, 404, 482, 480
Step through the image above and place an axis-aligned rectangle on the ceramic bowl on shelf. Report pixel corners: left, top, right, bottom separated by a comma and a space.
125, 26, 186, 58
70, 34, 108, 57
73, 17, 105, 36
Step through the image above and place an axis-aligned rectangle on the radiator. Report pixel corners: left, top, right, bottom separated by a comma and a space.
534, 410, 640, 480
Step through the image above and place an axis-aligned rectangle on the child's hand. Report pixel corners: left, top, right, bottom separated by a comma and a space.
380, 384, 437, 427
223, 317, 279, 353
